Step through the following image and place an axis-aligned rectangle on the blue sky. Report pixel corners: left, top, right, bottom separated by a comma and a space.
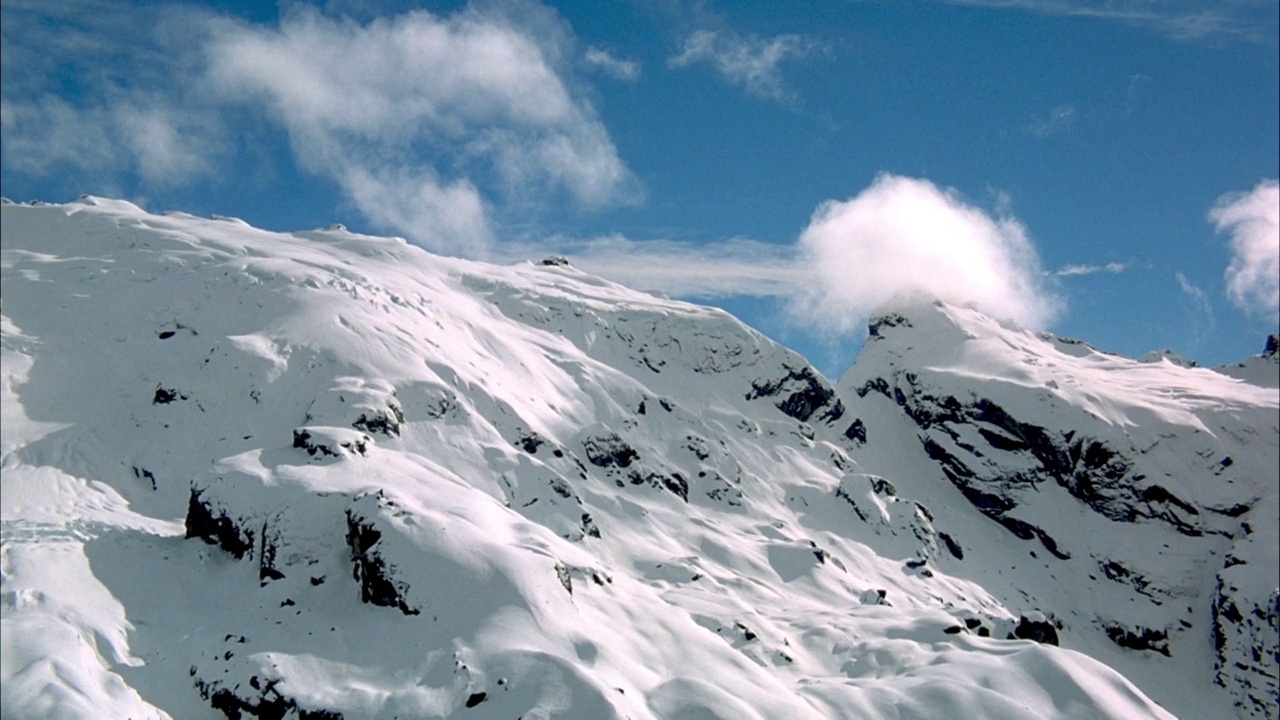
3, 0, 1277, 378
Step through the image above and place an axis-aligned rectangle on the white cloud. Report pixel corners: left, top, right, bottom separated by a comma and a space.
790, 173, 1062, 334
1210, 179, 1280, 315
584, 47, 640, 81
1175, 271, 1215, 348
1055, 261, 1127, 277
507, 234, 803, 298
668, 30, 815, 101
202, 6, 637, 254
1, 93, 216, 186
341, 166, 491, 255
1028, 104, 1076, 137
937, 1, 1275, 44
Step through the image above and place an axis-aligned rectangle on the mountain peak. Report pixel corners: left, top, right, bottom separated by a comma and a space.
2, 199, 1275, 720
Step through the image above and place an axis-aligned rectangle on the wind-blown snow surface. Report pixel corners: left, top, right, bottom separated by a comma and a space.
1, 198, 1275, 719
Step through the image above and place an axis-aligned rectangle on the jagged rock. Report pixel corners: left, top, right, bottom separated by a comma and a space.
186, 487, 254, 559
153, 386, 187, 404
746, 364, 844, 424
1010, 615, 1060, 646
344, 507, 418, 616
194, 675, 344, 720
293, 427, 370, 458
1212, 569, 1279, 717
582, 433, 639, 468
352, 406, 403, 437
1104, 623, 1169, 656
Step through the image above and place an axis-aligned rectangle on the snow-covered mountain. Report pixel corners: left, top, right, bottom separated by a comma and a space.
1, 197, 1276, 720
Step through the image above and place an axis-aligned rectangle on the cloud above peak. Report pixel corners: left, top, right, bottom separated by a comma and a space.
790, 174, 1062, 334
1211, 179, 1280, 316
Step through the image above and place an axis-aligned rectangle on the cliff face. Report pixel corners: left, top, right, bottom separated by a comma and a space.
1, 198, 1275, 719
838, 302, 1279, 719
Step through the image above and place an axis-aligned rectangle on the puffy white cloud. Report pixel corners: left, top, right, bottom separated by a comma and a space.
584, 47, 639, 81
202, 6, 637, 253
668, 30, 815, 101
790, 173, 1062, 334
1210, 179, 1280, 315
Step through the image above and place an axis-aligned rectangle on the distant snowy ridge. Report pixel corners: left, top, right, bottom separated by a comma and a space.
1, 197, 1275, 719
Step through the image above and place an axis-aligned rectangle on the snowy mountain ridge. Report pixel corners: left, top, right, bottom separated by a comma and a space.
1, 197, 1276, 719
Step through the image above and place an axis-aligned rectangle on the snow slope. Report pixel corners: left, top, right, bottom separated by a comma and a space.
1, 197, 1274, 719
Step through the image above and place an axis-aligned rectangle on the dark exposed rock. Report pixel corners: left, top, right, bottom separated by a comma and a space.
539, 256, 570, 267
153, 386, 186, 404
844, 418, 867, 444
1264, 333, 1279, 358
904, 386, 1205, 538
868, 313, 912, 338
352, 405, 403, 436
344, 510, 418, 616
258, 523, 286, 584
1104, 623, 1170, 656
663, 472, 689, 502
624, 469, 689, 502
939, 532, 963, 560
185, 487, 254, 559
293, 429, 368, 458
195, 675, 345, 720
1211, 572, 1279, 716
1009, 616, 1059, 646
132, 466, 157, 490
855, 377, 891, 399
582, 433, 639, 468
465, 692, 488, 708
517, 431, 546, 454
746, 364, 843, 424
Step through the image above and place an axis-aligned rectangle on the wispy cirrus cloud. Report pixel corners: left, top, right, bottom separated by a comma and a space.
1175, 271, 1216, 349
506, 234, 803, 299
937, 0, 1278, 44
668, 29, 817, 102
0, 0, 226, 191
584, 46, 640, 81
1054, 261, 1127, 277
1028, 104, 1077, 137
1210, 179, 1280, 315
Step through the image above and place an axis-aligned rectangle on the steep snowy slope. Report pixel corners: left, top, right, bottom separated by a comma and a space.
1, 197, 1272, 719
837, 302, 1279, 719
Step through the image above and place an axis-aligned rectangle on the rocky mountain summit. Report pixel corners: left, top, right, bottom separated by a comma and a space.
2, 197, 1276, 719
